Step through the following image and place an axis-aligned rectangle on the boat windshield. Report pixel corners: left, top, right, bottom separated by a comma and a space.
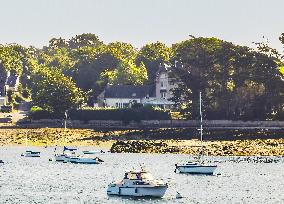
141, 172, 153, 180
124, 171, 154, 180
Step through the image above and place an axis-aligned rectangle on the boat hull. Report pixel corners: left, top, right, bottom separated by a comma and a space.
82, 151, 100, 154
176, 165, 217, 175
107, 186, 167, 197
54, 155, 70, 162
68, 157, 101, 164
21, 151, 40, 157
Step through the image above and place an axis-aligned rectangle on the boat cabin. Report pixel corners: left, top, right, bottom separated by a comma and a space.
123, 171, 154, 181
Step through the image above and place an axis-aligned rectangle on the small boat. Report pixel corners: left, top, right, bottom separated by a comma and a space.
107, 168, 168, 197
175, 162, 217, 175
68, 155, 104, 164
21, 150, 41, 157
175, 92, 217, 175
0, 160, 4, 165
82, 150, 105, 154
54, 153, 71, 162
54, 146, 77, 162
54, 146, 103, 164
21, 133, 41, 157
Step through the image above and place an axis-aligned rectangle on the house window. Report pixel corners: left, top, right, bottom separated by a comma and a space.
161, 82, 164, 87
161, 92, 166, 98
115, 103, 119, 108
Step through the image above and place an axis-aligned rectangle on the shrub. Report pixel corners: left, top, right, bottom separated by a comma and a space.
29, 107, 171, 121
1, 105, 12, 113
29, 107, 63, 120
13, 102, 20, 110
30, 106, 43, 112
22, 88, 31, 98
15, 94, 24, 103
68, 108, 171, 122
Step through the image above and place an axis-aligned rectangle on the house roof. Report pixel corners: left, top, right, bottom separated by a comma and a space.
156, 63, 168, 75
104, 85, 156, 98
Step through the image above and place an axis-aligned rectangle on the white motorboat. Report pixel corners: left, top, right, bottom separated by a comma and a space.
68, 155, 104, 164
21, 150, 41, 157
175, 92, 217, 175
107, 168, 168, 197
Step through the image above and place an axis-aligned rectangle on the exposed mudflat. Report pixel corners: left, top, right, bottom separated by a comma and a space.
0, 128, 283, 156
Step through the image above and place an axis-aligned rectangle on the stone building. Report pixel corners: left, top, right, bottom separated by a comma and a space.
97, 64, 178, 109
0, 66, 20, 107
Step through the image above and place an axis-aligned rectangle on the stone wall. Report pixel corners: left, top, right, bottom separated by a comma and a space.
17, 119, 284, 129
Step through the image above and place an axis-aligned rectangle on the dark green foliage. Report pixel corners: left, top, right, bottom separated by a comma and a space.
68, 108, 171, 122
0, 105, 12, 113
2, 33, 284, 121
22, 88, 31, 98
31, 66, 84, 113
29, 108, 171, 121
136, 42, 171, 83
14, 94, 24, 103
29, 109, 63, 120
172, 37, 284, 120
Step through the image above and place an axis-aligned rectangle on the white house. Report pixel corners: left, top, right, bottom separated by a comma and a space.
0, 69, 19, 108
0, 96, 6, 106
5, 72, 20, 92
97, 64, 179, 109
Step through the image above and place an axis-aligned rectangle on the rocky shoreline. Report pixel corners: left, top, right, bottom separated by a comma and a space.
0, 128, 283, 156
110, 139, 284, 156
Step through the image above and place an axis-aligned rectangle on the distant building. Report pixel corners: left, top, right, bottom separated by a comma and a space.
0, 66, 8, 97
0, 97, 6, 106
0, 67, 20, 109
5, 72, 20, 92
97, 64, 179, 109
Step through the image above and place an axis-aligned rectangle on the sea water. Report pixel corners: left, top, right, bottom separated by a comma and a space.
0, 146, 284, 204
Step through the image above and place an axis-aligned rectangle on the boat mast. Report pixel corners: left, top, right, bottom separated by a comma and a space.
25, 131, 28, 147
64, 110, 67, 145
199, 92, 203, 161
64, 111, 67, 131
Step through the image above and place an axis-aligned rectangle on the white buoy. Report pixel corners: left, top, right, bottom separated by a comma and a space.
176, 192, 183, 199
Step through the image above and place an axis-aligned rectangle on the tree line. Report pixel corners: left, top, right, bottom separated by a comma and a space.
0, 33, 283, 120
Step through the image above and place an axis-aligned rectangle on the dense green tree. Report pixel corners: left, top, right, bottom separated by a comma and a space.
107, 42, 137, 61
136, 42, 171, 83
48, 37, 68, 49
0, 44, 25, 75
68, 33, 103, 49
171, 37, 284, 120
101, 59, 147, 85
31, 66, 84, 113
0, 44, 37, 94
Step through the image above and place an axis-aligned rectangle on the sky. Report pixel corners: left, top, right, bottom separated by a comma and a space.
0, 0, 283, 51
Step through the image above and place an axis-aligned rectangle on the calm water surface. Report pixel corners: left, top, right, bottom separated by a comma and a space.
0, 146, 284, 204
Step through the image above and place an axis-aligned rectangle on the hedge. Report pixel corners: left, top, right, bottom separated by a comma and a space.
29, 109, 63, 120
29, 108, 171, 121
